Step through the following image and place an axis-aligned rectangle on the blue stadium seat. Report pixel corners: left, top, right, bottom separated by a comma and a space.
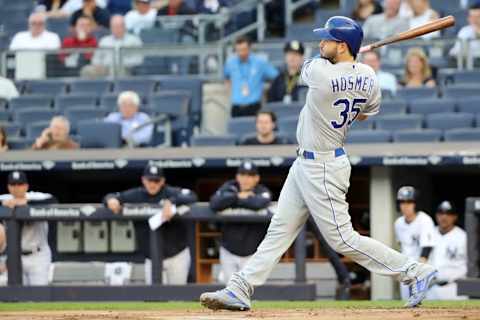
77, 121, 122, 148
113, 79, 158, 95
24, 80, 67, 95
286, 24, 317, 42
425, 112, 474, 130
393, 129, 443, 143
26, 121, 50, 139
380, 100, 408, 116
0, 111, 11, 122
346, 130, 392, 144
227, 117, 256, 136
148, 91, 190, 117
349, 118, 374, 130
450, 71, 480, 85
396, 87, 438, 101
375, 114, 423, 131
100, 94, 120, 111
430, 0, 462, 14
140, 28, 179, 44
2, 123, 21, 137
444, 128, 480, 142
408, 99, 456, 115
476, 114, 480, 127
443, 86, 479, 99
263, 102, 303, 119
9, 95, 53, 110
14, 109, 56, 124
55, 94, 98, 111
65, 107, 108, 132
70, 79, 111, 95
190, 134, 237, 146
46, 17, 70, 39
278, 116, 298, 133
297, 86, 308, 103
7, 137, 34, 150
457, 97, 480, 114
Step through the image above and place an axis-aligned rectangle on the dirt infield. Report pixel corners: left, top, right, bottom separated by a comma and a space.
1, 308, 479, 320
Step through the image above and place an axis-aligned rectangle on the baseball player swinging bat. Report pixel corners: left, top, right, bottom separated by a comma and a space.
359, 15, 455, 53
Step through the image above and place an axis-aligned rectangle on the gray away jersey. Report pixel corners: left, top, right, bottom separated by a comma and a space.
298, 57, 381, 151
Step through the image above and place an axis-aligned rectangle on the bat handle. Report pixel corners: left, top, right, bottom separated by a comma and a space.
358, 45, 372, 54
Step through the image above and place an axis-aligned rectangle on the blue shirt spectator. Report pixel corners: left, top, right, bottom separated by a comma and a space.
107, 0, 133, 15
104, 91, 153, 146
224, 36, 278, 117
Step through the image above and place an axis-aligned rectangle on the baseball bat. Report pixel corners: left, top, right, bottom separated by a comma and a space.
359, 15, 455, 53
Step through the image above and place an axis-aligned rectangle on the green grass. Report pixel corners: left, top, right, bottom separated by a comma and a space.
0, 300, 479, 312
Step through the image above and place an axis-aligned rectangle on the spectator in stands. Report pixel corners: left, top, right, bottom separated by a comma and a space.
225, 36, 278, 117
0, 171, 58, 285
0, 127, 8, 152
351, 0, 383, 23
107, 0, 133, 15
36, 0, 69, 18
0, 76, 19, 101
196, 0, 228, 14
362, 0, 409, 40
9, 12, 61, 51
32, 116, 79, 150
61, 15, 97, 67
267, 40, 306, 103
409, 0, 439, 39
70, 0, 111, 29
362, 50, 398, 94
426, 201, 467, 300
400, 47, 436, 88
240, 111, 290, 145
85, 15, 143, 77
104, 91, 153, 147
157, 0, 196, 15
450, 2, 480, 59
125, 0, 158, 35
62, 0, 107, 15
104, 163, 197, 284
210, 161, 272, 283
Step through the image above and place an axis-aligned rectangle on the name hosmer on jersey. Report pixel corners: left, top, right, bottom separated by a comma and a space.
330, 75, 375, 95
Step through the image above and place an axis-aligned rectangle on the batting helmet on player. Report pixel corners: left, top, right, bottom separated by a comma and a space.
313, 16, 363, 57
397, 186, 417, 202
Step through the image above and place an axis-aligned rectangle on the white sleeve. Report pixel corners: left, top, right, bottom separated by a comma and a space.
361, 75, 381, 116
419, 217, 435, 248
9, 34, 21, 50
300, 57, 329, 88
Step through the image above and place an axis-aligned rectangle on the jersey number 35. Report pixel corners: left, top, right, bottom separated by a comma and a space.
331, 98, 367, 129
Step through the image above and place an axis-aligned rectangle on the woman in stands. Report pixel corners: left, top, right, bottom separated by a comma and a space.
352, 0, 383, 23
0, 127, 8, 152
401, 47, 436, 88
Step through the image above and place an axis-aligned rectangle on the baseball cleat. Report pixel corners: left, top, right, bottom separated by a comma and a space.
200, 289, 250, 311
404, 264, 438, 308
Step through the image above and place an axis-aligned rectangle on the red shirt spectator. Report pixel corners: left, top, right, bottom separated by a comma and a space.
60, 15, 97, 64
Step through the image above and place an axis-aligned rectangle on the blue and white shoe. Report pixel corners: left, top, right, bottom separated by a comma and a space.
200, 288, 251, 311
404, 264, 438, 308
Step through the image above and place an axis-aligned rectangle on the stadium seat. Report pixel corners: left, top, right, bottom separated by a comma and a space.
65, 107, 108, 131
375, 114, 423, 131
286, 24, 317, 42
149, 91, 190, 117
190, 134, 237, 146
26, 121, 50, 139
113, 79, 158, 95
14, 109, 56, 124
457, 97, 480, 114
263, 102, 303, 119
70, 79, 111, 95
9, 95, 53, 110
450, 71, 480, 85
24, 80, 67, 95
444, 128, 480, 142
140, 28, 179, 44
393, 129, 443, 143
396, 87, 438, 101
0, 111, 11, 122
46, 17, 70, 39
430, 0, 462, 14
408, 99, 456, 115
77, 121, 122, 148
55, 94, 98, 111
346, 130, 392, 144
425, 112, 474, 130
443, 86, 480, 99
278, 116, 298, 133
7, 137, 34, 150
2, 123, 21, 137
227, 117, 256, 136
100, 94, 121, 111
380, 100, 408, 116
349, 118, 374, 130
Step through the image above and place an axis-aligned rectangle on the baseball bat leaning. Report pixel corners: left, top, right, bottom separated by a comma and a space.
359, 15, 455, 53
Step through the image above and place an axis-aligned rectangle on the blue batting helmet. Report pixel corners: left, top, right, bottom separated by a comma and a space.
313, 16, 363, 57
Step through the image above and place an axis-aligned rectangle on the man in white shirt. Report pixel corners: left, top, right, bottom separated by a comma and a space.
394, 186, 436, 300
409, 0, 439, 40
426, 201, 468, 300
125, 0, 158, 35
363, 0, 409, 40
9, 12, 61, 79
84, 15, 143, 77
362, 50, 398, 94
450, 2, 480, 59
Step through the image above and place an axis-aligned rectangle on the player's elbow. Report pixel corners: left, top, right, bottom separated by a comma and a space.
357, 114, 369, 121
